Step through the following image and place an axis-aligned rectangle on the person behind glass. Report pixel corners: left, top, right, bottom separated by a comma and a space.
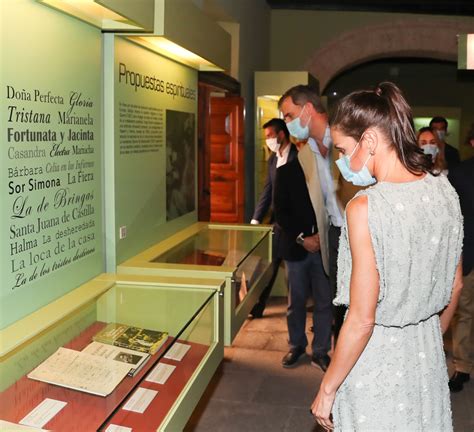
249, 118, 297, 318
417, 126, 447, 174
447, 123, 474, 393
279, 85, 346, 346
310, 82, 463, 432
430, 116, 460, 170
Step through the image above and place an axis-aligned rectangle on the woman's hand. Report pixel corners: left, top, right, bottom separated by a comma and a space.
310, 386, 336, 431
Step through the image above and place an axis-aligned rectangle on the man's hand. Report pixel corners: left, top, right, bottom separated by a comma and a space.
303, 233, 320, 253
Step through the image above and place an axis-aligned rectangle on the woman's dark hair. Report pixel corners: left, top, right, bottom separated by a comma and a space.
330, 82, 434, 175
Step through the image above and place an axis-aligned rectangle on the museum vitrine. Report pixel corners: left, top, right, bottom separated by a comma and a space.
0, 274, 223, 431
118, 222, 273, 344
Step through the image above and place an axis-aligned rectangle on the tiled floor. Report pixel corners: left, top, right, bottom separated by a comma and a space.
185, 297, 474, 432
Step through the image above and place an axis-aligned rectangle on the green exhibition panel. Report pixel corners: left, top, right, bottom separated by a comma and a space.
118, 222, 273, 345
1, 0, 103, 330
0, 274, 223, 431
105, 35, 199, 268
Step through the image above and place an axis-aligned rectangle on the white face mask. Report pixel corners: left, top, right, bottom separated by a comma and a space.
265, 137, 280, 153
421, 144, 439, 161
335, 136, 376, 187
286, 105, 311, 141
435, 130, 446, 141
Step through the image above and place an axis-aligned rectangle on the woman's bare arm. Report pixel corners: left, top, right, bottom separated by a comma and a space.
311, 194, 380, 430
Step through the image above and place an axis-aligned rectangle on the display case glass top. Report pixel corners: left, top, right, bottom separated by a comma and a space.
0, 275, 221, 431
118, 222, 272, 279
117, 223, 273, 345
152, 226, 268, 267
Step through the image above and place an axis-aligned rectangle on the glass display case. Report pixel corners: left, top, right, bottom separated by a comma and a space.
0, 274, 223, 432
118, 222, 273, 345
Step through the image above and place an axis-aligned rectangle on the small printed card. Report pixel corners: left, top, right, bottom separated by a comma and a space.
0, 420, 48, 431
145, 363, 176, 385
163, 343, 191, 362
82, 341, 150, 377
19, 398, 67, 429
122, 388, 158, 414
105, 425, 133, 432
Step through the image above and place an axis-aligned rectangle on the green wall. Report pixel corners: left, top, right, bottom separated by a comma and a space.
1, 0, 103, 328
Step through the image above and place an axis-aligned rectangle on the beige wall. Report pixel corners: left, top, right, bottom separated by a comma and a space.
190, 5, 474, 217
269, 10, 474, 72
195, 0, 272, 220
270, 9, 474, 161
326, 59, 474, 161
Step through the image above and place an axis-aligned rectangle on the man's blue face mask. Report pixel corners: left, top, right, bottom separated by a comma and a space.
335, 136, 376, 187
286, 105, 311, 141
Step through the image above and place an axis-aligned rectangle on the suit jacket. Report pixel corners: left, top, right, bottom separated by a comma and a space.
297, 143, 330, 274
252, 144, 298, 223
448, 157, 474, 275
444, 143, 460, 170
274, 157, 318, 261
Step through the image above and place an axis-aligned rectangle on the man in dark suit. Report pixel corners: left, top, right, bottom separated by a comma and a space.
430, 116, 461, 170
274, 143, 332, 371
448, 129, 474, 392
250, 118, 297, 318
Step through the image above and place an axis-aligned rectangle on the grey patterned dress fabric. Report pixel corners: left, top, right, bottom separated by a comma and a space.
333, 174, 463, 431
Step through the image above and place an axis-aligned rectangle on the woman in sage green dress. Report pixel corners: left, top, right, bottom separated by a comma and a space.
310, 82, 464, 431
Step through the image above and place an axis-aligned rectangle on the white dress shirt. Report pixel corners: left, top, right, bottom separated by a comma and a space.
276, 143, 291, 168
308, 127, 344, 227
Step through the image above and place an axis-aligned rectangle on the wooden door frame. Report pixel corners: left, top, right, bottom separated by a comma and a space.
197, 73, 240, 222
209, 96, 245, 223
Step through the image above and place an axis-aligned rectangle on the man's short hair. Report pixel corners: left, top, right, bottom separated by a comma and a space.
278, 84, 326, 114
429, 116, 448, 129
263, 118, 290, 140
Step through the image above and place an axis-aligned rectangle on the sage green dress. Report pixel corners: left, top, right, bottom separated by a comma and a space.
333, 174, 463, 432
